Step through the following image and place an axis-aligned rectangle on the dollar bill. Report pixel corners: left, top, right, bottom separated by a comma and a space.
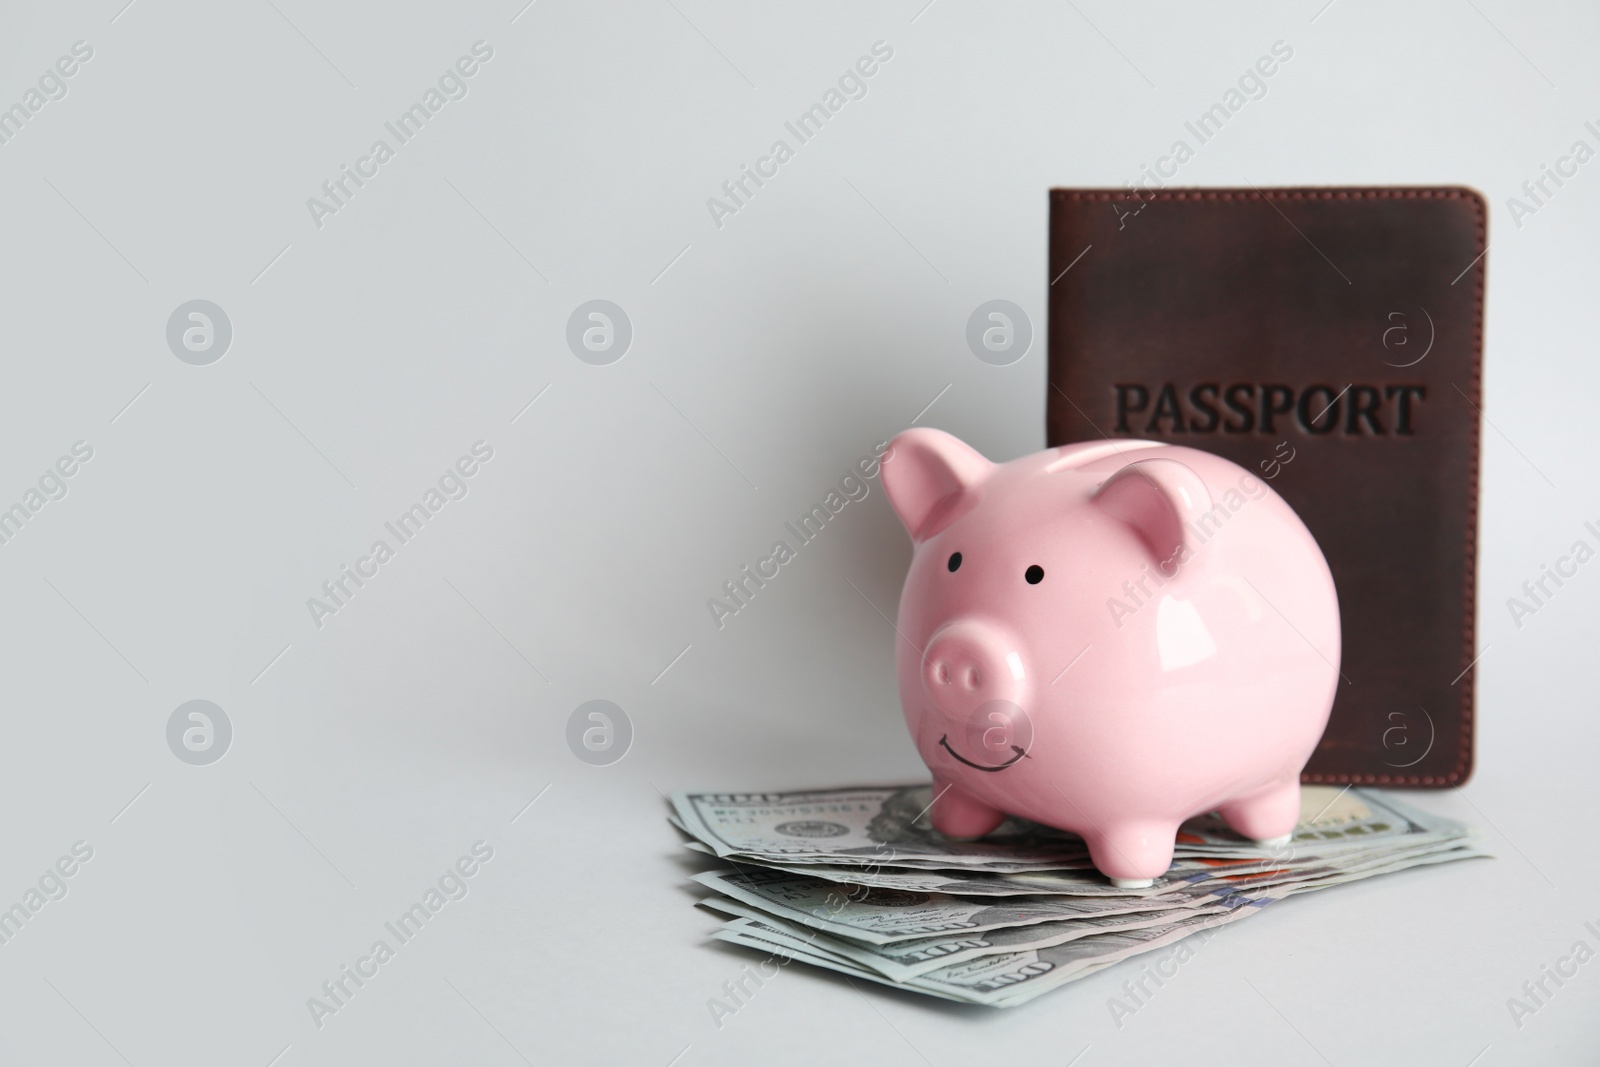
671, 785, 1468, 875
743, 834, 1477, 897
677, 783, 1484, 1006
694, 843, 1483, 947
715, 909, 1248, 1007
1174, 787, 1469, 857
692, 866, 1203, 943
709, 919, 976, 1004
680, 837, 1100, 873
709, 845, 1486, 1006
700, 894, 1224, 981
671, 786, 1089, 866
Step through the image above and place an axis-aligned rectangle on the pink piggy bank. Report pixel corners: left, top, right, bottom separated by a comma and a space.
880, 429, 1340, 887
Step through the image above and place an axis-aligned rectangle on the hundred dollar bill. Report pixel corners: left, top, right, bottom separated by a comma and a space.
1173, 787, 1469, 857
724, 917, 1123, 1007
772, 847, 1489, 984
1269, 843, 1490, 896
671, 786, 1090, 866
684, 833, 1456, 878
690, 867, 1209, 944
680, 837, 1100, 873
686, 827, 1470, 882
695, 841, 1482, 958
700, 894, 1224, 981
713, 844, 1486, 1010
740, 834, 1478, 898
707, 920, 976, 1004
716, 909, 1253, 1007
671, 785, 1468, 874
734, 858, 1157, 896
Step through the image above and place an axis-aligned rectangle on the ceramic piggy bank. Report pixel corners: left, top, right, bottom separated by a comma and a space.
880, 429, 1340, 887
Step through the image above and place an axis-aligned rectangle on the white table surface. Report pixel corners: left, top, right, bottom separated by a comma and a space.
0, 0, 1595, 1063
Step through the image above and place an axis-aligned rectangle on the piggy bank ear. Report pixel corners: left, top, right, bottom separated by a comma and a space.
1092, 458, 1212, 563
880, 428, 993, 541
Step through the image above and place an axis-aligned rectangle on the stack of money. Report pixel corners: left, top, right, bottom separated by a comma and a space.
669, 784, 1484, 1007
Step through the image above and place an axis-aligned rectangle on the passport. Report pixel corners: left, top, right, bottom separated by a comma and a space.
1046, 186, 1485, 786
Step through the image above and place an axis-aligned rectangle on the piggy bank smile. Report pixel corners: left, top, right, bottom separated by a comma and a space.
937, 732, 1029, 772
929, 692, 1037, 773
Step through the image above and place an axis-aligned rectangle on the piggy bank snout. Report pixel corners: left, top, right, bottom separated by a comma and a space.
921, 622, 1026, 717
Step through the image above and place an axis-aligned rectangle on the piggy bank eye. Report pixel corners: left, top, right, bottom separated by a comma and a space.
1025, 564, 1044, 584
947, 552, 962, 572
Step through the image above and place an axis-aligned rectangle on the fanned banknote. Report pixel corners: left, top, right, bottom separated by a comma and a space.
674, 783, 1485, 1006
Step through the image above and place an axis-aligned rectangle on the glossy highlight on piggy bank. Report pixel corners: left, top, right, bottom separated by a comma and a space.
880, 429, 1341, 887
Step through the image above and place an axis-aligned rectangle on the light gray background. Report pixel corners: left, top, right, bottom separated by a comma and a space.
0, 0, 1595, 1064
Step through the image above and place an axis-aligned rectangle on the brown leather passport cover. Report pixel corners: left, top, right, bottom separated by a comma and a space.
1047, 187, 1484, 787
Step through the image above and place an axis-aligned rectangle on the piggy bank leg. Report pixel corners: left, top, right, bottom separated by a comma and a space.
1218, 779, 1301, 847
928, 777, 1005, 840
1086, 822, 1178, 888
